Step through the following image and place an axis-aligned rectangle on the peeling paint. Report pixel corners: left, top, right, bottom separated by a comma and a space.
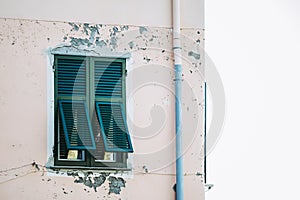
95, 37, 107, 47
108, 176, 126, 195
70, 37, 92, 47
188, 51, 201, 60
69, 171, 126, 194
112, 26, 119, 34
93, 176, 107, 191
68, 22, 79, 31
128, 41, 134, 49
143, 56, 151, 63
121, 25, 129, 31
71, 171, 110, 192
110, 36, 118, 49
139, 26, 148, 34
67, 23, 104, 48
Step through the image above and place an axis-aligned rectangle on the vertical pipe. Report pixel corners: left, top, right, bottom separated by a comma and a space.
204, 82, 207, 184
172, 0, 183, 199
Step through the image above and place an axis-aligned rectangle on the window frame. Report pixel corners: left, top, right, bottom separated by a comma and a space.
53, 55, 131, 169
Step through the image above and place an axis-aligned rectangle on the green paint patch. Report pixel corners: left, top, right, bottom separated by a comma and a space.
139, 26, 148, 34
188, 51, 200, 60
68, 22, 79, 31
108, 176, 126, 195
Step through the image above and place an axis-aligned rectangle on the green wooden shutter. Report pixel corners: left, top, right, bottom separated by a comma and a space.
57, 58, 86, 96
96, 102, 133, 152
56, 57, 96, 151
59, 100, 96, 150
93, 59, 133, 153
94, 61, 123, 98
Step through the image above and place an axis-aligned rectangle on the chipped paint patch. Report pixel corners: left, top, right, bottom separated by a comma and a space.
69, 37, 92, 47
139, 26, 148, 34
108, 176, 126, 195
128, 41, 134, 49
70, 171, 109, 192
95, 37, 107, 47
67, 171, 126, 194
110, 36, 118, 49
68, 22, 79, 31
188, 51, 201, 60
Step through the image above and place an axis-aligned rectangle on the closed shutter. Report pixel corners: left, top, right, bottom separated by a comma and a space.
57, 58, 86, 96
56, 57, 96, 150
94, 61, 123, 98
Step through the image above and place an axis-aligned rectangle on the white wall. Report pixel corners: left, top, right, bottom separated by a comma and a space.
0, 0, 204, 28
205, 0, 300, 199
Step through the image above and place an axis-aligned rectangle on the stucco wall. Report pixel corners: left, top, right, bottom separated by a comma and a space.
0, 0, 204, 29
0, 18, 205, 199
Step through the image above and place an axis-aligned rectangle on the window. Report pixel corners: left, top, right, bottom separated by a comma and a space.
53, 55, 133, 169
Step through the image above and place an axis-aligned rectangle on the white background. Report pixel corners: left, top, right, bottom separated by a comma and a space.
205, 0, 300, 199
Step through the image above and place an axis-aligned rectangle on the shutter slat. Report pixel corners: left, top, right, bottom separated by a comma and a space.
59, 100, 96, 150
57, 58, 86, 96
94, 61, 123, 98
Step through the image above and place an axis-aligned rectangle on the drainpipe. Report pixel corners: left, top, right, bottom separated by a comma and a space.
204, 82, 207, 184
172, 0, 183, 199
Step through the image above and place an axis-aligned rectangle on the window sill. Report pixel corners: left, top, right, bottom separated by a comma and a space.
47, 165, 132, 172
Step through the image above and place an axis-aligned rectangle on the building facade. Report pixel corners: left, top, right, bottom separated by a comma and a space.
0, 0, 205, 199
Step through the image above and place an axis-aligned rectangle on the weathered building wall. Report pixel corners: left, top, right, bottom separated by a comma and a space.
0, 18, 205, 200
0, 0, 204, 29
